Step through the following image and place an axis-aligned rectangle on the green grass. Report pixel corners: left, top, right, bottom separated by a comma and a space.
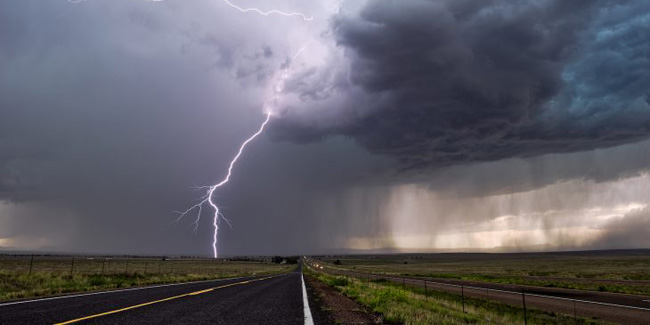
318, 252, 650, 296
0, 257, 293, 301
306, 267, 606, 325
406, 273, 650, 296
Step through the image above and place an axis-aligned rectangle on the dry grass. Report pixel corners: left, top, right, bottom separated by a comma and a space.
319, 251, 650, 295
0, 255, 292, 301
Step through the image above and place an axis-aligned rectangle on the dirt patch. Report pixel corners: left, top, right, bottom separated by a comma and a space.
304, 275, 382, 324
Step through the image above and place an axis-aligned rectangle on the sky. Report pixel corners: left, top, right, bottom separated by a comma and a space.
1, 0, 650, 256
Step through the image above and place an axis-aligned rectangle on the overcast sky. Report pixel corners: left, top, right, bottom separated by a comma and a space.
1, 0, 649, 256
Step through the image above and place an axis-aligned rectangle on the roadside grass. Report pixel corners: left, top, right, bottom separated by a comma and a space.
319, 254, 650, 296
407, 273, 650, 296
0, 263, 292, 301
0, 256, 282, 275
306, 268, 606, 325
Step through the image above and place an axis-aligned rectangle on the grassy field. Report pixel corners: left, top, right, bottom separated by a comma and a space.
0, 255, 294, 301
305, 266, 603, 325
316, 250, 650, 295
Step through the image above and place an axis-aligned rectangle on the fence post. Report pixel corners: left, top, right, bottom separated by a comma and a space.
29, 255, 34, 275
460, 284, 465, 313
462, 284, 465, 313
522, 289, 527, 325
159, 261, 162, 274
70, 256, 75, 275
144, 262, 148, 274
101, 259, 106, 274
125, 261, 129, 275
424, 280, 427, 299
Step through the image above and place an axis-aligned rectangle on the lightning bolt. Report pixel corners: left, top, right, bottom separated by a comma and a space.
176, 112, 271, 258
63, 0, 312, 258
174, 2, 313, 258
176, 41, 309, 258
66, 0, 313, 22
221, 0, 313, 21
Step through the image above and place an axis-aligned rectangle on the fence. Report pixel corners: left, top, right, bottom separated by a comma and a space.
307, 260, 650, 324
0, 255, 265, 276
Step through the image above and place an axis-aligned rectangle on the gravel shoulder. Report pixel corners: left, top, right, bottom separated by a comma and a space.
304, 275, 382, 324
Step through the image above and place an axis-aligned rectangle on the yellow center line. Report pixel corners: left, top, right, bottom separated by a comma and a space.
187, 288, 214, 296
54, 275, 280, 324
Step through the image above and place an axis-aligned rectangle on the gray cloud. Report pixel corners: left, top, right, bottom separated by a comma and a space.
0, 0, 339, 255
591, 207, 650, 249
2, 0, 650, 256
273, 0, 650, 170
413, 138, 650, 198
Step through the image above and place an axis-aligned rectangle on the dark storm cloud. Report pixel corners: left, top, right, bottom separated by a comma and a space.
2, 0, 650, 256
273, 0, 650, 170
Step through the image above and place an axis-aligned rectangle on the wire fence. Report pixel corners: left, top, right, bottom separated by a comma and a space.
0, 255, 269, 276
309, 261, 650, 324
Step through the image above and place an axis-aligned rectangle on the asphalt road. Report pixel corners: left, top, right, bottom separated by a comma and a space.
0, 272, 305, 324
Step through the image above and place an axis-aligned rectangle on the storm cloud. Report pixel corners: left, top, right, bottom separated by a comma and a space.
273, 0, 650, 170
1, 0, 650, 255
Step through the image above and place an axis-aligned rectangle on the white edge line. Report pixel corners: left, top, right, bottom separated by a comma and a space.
301, 268, 314, 325
0, 274, 271, 307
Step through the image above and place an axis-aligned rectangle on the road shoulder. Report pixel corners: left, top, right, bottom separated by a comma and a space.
304, 275, 382, 324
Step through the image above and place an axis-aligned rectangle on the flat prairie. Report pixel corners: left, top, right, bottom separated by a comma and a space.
317, 249, 650, 295
0, 254, 293, 301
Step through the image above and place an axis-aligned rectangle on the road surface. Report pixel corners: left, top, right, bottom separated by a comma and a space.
0, 272, 307, 324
